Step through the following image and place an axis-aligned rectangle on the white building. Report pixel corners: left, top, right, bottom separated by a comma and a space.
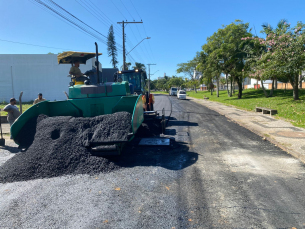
0, 54, 96, 102
244, 78, 280, 89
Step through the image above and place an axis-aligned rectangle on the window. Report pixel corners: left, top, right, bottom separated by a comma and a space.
119, 72, 142, 91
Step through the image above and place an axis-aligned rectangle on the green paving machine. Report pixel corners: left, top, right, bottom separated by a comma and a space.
114, 69, 159, 120
10, 43, 144, 154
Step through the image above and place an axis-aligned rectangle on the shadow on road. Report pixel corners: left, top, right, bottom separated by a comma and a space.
114, 140, 198, 171
167, 117, 198, 127
0, 145, 20, 154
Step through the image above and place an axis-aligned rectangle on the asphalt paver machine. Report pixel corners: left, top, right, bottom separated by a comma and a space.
10, 43, 144, 155
114, 69, 162, 122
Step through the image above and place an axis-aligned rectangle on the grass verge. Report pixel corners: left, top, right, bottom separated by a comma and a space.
187, 89, 305, 128
0, 102, 33, 116
152, 91, 168, 95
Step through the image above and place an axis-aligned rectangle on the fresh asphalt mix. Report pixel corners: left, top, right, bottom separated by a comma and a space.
0, 94, 305, 228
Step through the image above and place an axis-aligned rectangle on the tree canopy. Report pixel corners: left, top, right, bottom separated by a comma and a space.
132, 62, 146, 70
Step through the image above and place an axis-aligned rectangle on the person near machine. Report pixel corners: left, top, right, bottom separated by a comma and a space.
33, 93, 46, 105
69, 60, 83, 77
3, 98, 20, 139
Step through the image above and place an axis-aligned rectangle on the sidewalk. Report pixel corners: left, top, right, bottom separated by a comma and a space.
0, 123, 10, 134
188, 96, 305, 164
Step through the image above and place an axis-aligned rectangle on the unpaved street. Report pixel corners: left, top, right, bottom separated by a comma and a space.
1, 95, 305, 228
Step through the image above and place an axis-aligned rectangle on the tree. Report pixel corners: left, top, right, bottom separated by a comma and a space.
107, 25, 118, 68
177, 56, 200, 92
150, 80, 158, 90
197, 20, 252, 98
217, 20, 252, 99
156, 78, 170, 91
126, 62, 132, 70
168, 77, 184, 89
244, 20, 305, 100
220, 77, 226, 89
132, 62, 146, 70
121, 62, 132, 70
176, 60, 196, 78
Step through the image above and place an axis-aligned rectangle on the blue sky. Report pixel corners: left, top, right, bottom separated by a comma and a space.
1, 0, 305, 80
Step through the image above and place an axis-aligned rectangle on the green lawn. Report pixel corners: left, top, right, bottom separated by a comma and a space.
0, 102, 33, 116
187, 89, 305, 128
152, 91, 168, 95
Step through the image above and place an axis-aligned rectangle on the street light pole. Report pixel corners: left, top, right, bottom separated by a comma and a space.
117, 20, 143, 70
147, 63, 156, 95
126, 37, 150, 56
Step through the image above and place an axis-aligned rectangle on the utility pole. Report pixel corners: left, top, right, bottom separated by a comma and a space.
147, 63, 156, 95
117, 21, 143, 70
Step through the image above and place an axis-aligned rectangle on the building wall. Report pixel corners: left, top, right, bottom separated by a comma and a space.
269, 82, 305, 89
245, 78, 269, 89
0, 54, 92, 103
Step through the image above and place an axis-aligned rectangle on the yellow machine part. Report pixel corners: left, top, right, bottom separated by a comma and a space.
72, 79, 84, 85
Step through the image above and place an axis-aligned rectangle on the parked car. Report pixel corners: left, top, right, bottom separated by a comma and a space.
177, 90, 186, 99
169, 87, 178, 96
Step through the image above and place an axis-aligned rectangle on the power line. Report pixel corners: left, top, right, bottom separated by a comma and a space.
108, 0, 150, 64
29, 0, 96, 40
128, 0, 149, 62
110, 0, 127, 20
46, 0, 108, 39
109, 0, 147, 62
74, 0, 142, 61
37, 1, 105, 43
77, 0, 123, 40
119, 0, 134, 20
126, 52, 136, 65
126, 24, 150, 62
34, 0, 110, 48
0, 38, 79, 51
87, 0, 115, 26
126, 1, 154, 63
125, 39, 145, 64
74, 0, 124, 50
129, 0, 141, 19
125, 0, 155, 63
142, 24, 155, 62
75, 0, 112, 30
87, 0, 122, 32
117, 20, 143, 70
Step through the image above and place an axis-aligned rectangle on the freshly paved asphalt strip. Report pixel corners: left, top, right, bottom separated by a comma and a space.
0, 95, 305, 228
154, 94, 172, 118
188, 96, 305, 164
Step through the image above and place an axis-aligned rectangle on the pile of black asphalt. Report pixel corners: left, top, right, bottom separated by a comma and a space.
0, 112, 133, 183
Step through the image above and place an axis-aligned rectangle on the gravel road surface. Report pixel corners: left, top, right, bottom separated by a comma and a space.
0, 95, 305, 228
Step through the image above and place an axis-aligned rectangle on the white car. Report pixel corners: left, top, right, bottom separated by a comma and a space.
177, 90, 186, 99
169, 87, 178, 96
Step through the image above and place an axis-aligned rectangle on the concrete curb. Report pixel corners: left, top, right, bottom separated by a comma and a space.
187, 96, 305, 165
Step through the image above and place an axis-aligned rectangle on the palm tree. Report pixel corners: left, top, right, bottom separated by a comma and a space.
132, 62, 146, 70
121, 62, 132, 70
